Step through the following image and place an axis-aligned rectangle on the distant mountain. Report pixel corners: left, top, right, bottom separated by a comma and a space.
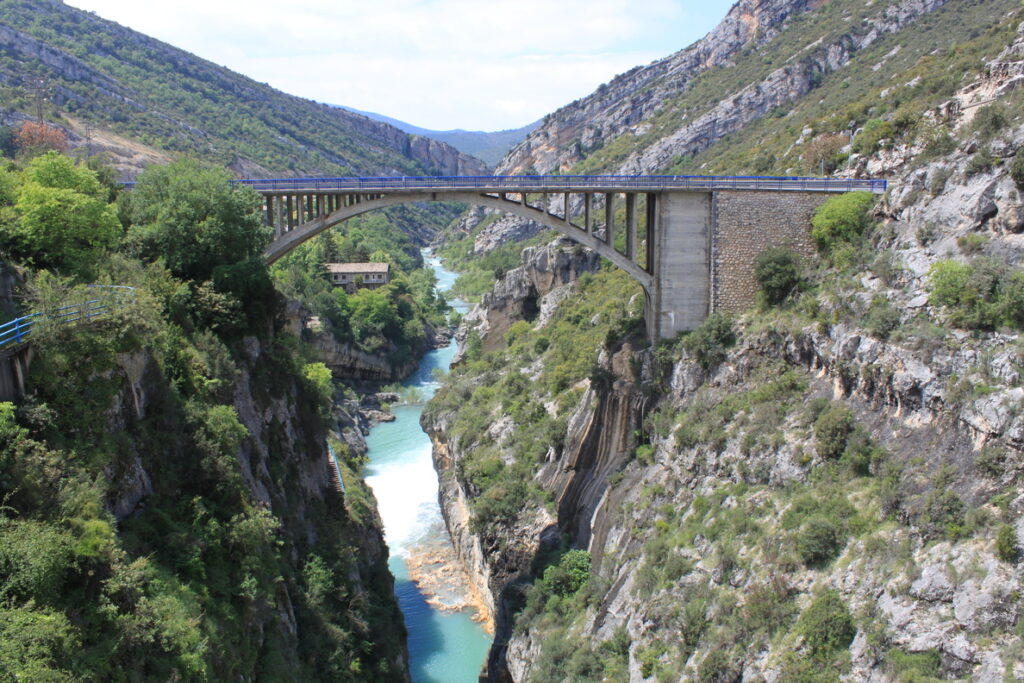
0, 0, 486, 179
338, 106, 540, 169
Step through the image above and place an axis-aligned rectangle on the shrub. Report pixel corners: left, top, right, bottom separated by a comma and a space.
743, 577, 796, 636
884, 648, 942, 680
13, 121, 69, 156
811, 192, 876, 254
957, 233, 988, 255
969, 103, 1008, 141
802, 133, 848, 174
864, 297, 900, 340
796, 516, 845, 567
814, 404, 855, 459
302, 362, 334, 410
697, 650, 739, 683
975, 445, 1005, 477
755, 247, 804, 305
797, 590, 856, 658
920, 130, 956, 159
919, 466, 966, 540
995, 524, 1019, 563
682, 313, 735, 369
965, 149, 994, 176
1011, 153, 1024, 190
853, 119, 896, 155
928, 260, 972, 307
541, 549, 591, 597
927, 258, 1024, 330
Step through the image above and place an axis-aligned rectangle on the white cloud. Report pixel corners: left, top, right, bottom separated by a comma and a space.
66, 0, 726, 130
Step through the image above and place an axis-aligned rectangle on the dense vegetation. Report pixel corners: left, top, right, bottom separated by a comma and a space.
270, 209, 454, 367
0, 151, 406, 680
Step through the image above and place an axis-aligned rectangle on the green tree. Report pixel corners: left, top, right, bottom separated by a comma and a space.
5, 152, 120, 276
682, 313, 735, 369
754, 246, 803, 305
541, 550, 591, 597
797, 589, 856, 658
126, 159, 270, 282
1011, 153, 1024, 190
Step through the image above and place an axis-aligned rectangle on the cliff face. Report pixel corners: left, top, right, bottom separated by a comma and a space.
499, 0, 947, 176
498, 0, 815, 175
103, 333, 411, 680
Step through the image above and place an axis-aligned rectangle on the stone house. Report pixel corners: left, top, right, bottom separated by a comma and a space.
325, 262, 390, 293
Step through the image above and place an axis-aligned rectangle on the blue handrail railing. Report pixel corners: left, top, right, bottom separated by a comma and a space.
0, 285, 135, 351
327, 441, 347, 494
121, 174, 886, 194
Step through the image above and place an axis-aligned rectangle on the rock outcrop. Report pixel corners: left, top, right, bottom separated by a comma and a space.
455, 238, 600, 356
500, 0, 949, 177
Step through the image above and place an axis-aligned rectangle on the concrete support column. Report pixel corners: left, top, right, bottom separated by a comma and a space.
605, 192, 614, 245
646, 192, 711, 340
645, 193, 656, 274
626, 193, 637, 260
564, 193, 570, 223
584, 193, 592, 233
286, 195, 294, 231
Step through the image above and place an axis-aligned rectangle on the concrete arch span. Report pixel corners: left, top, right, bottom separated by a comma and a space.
264, 191, 655, 291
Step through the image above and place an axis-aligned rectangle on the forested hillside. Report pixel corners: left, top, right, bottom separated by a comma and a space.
0, 0, 486, 179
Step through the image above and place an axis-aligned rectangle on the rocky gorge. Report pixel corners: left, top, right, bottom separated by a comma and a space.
422, 4, 1024, 680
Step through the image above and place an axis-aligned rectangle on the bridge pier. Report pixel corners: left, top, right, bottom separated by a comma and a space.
646, 192, 711, 341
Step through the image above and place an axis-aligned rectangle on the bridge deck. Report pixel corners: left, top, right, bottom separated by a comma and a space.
236, 175, 886, 194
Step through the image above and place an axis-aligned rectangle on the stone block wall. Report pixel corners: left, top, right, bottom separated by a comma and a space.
712, 191, 829, 313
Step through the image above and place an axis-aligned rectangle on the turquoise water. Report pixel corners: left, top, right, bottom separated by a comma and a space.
363, 253, 491, 682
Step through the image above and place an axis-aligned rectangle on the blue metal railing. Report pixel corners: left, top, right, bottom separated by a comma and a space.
327, 441, 347, 494
122, 174, 887, 194
0, 285, 135, 351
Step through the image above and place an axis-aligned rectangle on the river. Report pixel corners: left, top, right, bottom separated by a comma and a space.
363, 251, 492, 682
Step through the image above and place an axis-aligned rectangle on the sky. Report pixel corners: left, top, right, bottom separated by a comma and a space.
65, 0, 737, 132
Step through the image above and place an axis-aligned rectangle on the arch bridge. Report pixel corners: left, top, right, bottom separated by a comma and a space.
244, 175, 886, 340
